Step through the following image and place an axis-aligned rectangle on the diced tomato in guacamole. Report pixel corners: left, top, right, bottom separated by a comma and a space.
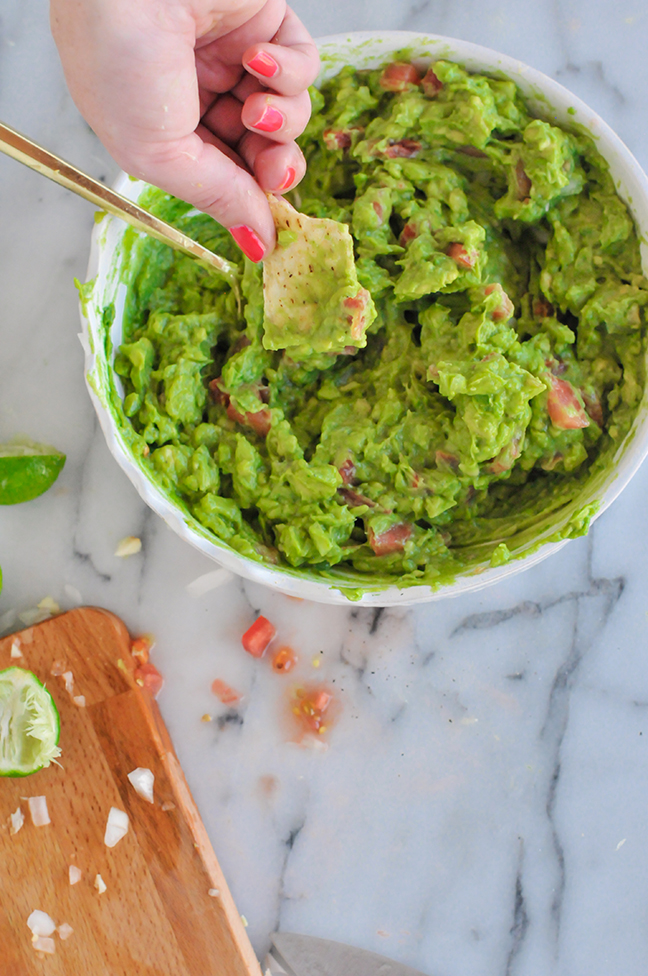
368, 523, 412, 555
379, 62, 422, 91
546, 376, 590, 430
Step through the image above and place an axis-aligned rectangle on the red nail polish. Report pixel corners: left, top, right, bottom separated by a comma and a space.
230, 225, 265, 263
276, 166, 296, 192
251, 105, 284, 133
246, 51, 279, 78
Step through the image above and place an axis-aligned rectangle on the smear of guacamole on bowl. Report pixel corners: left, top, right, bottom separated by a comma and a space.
110, 59, 647, 593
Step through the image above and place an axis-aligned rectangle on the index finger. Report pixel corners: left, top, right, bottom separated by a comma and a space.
242, 7, 320, 97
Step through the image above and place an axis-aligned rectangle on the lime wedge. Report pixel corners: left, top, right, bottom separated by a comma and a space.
0, 439, 65, 505
0, 667, 61, 776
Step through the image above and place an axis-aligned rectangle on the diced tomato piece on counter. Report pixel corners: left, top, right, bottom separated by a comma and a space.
130, 635, 153, 665
242, 616, 276, 657
546, 376, 590, 429
379, 62, 422, 91
310, 690, 332, 712
292, 684, 333, 734
368, 523, 412, 555
134, 662, 164, 697
272, 646, 298, 673
211, 679, 241, 705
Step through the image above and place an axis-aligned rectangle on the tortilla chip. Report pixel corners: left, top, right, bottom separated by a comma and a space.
262, 195, 376, 356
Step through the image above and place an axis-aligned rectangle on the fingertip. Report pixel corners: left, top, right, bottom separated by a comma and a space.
241, 38, 320, 97
244, 46, 279, 80
276, 166, 297, 192
249, 141, 306, 195
230, 224, 271, 262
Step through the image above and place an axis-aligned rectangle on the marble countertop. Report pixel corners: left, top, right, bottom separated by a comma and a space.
1, 2, 648, 973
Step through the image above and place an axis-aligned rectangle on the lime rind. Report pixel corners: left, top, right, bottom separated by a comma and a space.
0, 441, 60, 459
0, 667, 61, 777
0, 438, 65, 505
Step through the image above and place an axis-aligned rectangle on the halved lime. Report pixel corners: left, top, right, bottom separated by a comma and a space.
0, 439, 65, 505
0, 667, 61, 776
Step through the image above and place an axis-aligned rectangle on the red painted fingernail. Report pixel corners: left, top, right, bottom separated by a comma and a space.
276, 166, 296, 192
246, 51, 279, 78
251, 104, 284, 133
230, 225, 266, 263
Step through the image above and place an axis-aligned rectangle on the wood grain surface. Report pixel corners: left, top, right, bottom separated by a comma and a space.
0, 607, 262, 976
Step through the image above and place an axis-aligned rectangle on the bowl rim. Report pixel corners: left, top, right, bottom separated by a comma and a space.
80, 29, 648, 606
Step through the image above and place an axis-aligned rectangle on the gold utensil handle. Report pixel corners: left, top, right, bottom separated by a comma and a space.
0, 121, 240, 291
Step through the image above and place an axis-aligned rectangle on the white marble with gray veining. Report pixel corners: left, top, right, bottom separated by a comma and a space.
1, 2, 648, 974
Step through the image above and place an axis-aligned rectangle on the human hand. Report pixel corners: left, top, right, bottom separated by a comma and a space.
50, 0, 319, 260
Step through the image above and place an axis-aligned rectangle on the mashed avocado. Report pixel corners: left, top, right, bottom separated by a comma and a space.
112, 59, 647, 592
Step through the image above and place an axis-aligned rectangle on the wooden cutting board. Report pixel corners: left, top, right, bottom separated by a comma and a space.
0, 607, 262, 976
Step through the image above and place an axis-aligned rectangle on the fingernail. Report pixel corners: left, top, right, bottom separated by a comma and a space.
276, 166, 296, 192
230, 225, 266, 262
246, 51, 279, 78
250, 104, 284, 133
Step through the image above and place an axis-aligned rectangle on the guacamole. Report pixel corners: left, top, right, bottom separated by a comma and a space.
111, 58, 648, 593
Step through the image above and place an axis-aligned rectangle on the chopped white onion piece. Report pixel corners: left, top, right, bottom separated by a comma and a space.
27, 910, 56, 938
57, 923, 74, 941
186, 568, 233, 597
10, 640, 22, 659
73, 695, 86, 707
161, 801, 176, 812
115, 536, 142, 557
104, 807, 129, 847
9, 806, 24, 835
37, 596, 60, 614
63, 583, 83, 605
68, 865, 82, 886
61, 671, 74, 694
208, 888, 220, 897
19, 607, 51, 626
127, 767, 154, 804
94, 873, 107, 894
28, 796, 50, 827
0, 608, 17, 633
33, 936, 56, 955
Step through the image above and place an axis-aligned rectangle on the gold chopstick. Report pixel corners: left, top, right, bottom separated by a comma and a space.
0, 121, 240, 295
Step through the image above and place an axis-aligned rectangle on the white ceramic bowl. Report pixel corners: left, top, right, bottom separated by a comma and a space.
80, 30, 648, 606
